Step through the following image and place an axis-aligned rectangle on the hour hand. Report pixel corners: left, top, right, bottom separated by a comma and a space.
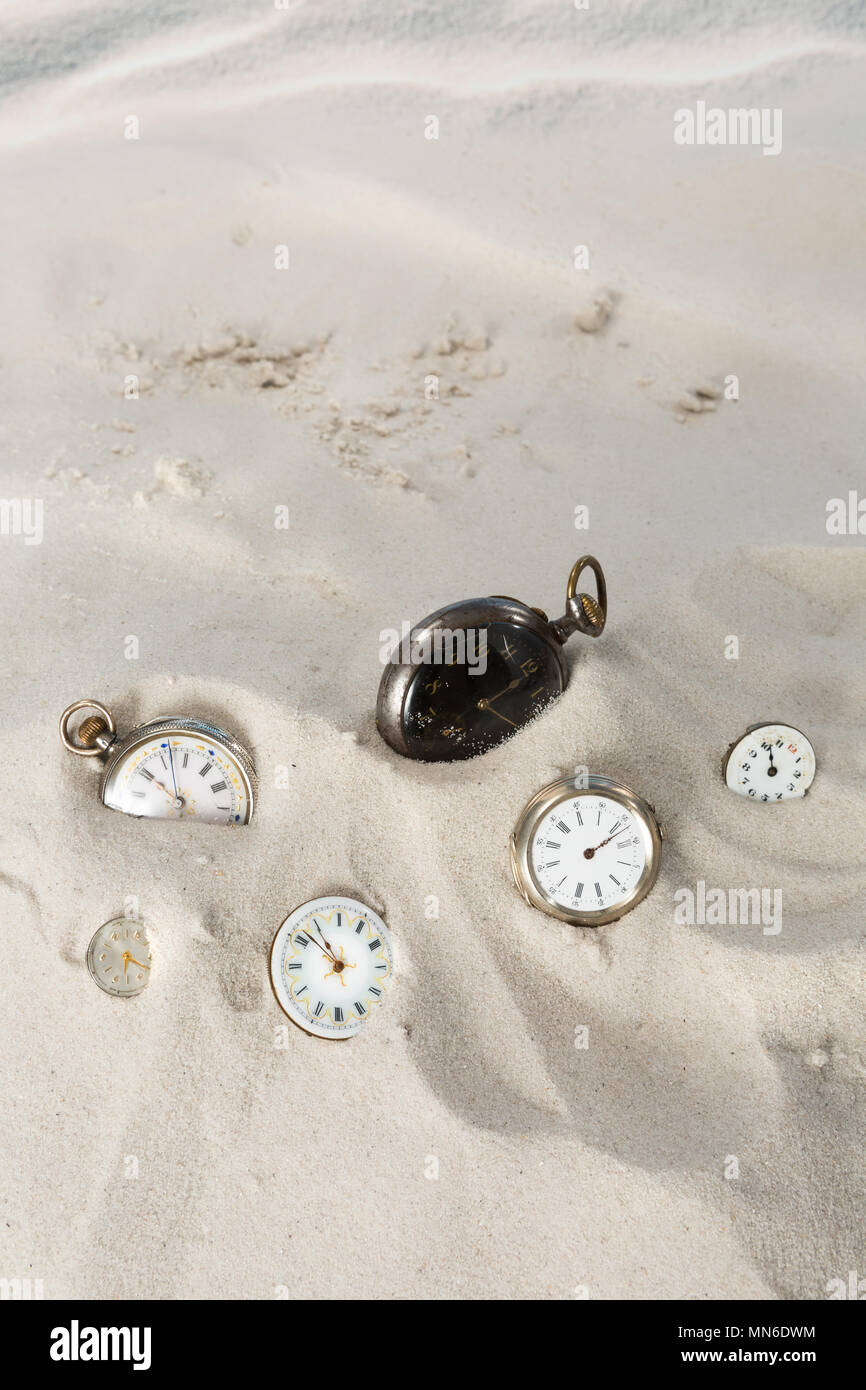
477, 678, 521, 710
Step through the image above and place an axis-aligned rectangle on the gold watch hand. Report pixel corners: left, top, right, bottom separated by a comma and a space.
126, 956, 151, 971
477, 678, 521, 711
482, 705, 518, 728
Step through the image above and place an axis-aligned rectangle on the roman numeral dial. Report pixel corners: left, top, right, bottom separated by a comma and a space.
513, 775, 663, 926
270, 898, 394, 1039
100, 725, 254, 824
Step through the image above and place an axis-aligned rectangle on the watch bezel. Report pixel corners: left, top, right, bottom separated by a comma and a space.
376, 596, 568, 760
100, 716, 258, 822
510, 774, 663, 927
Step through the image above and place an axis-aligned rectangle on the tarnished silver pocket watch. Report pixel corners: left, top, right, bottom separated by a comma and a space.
376, 555, 607, 761
510, 774, 663, 926
60, 699, 257, 823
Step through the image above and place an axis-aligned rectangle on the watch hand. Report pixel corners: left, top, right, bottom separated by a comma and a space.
477, 678, 521, 711
300, 936, 333, 964
583, 832, 620, 859
479, 704, 518, 728
311, 925, 339, 965
166, 742, 179, 799
126, 956, 150, 971
148, 776, 184, 807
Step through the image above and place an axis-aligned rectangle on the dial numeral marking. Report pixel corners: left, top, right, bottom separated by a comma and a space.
369, 938, 382, 952
313, 1001, 325, 1017
295, 934, 310, 948
354, 1001, 366, 1016
575, 808, 583, 826
594, 881, 602, 896
334, 1006, 343, 1023
199, 762, 213, 778
139, 768, 154, 781
555, 820, 570, 835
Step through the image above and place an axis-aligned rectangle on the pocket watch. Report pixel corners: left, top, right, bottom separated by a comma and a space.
723, 722, 816, 801
510, 774, 663, 926
60, 699, 257, 823
376, 555, 607, 761
86, 917, 152, 997
269, 896, 394, 1039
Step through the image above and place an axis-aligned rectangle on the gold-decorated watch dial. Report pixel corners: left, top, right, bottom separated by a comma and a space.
86, 918, 152, 998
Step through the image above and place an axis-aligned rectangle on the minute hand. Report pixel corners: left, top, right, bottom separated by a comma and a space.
584, 828, 622, 857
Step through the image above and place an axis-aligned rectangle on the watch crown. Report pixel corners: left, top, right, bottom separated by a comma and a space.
77, 715, 108, 747
578, 593, 604, 627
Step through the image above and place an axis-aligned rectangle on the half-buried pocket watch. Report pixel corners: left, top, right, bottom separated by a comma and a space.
60, 699, 257, 823
510, 774, 663, 926
269, 896, 394, 1039
376, 555, 607, 760
722, 722, 816, 801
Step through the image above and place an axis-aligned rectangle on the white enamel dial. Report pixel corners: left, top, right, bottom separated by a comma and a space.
103, 728, 252, 823
531, 794, 646, 913
270, 897, 393, 1039
724, 723, 816, 801
86, 917, 152, 998
511, 775, 663, 926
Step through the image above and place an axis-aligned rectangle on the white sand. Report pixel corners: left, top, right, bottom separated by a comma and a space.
1, 1, 864, 1300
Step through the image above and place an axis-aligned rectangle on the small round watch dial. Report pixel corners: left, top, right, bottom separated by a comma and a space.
401, 621, 562, 760
104, 732, 250, 823
724, 723, 816, 801
529, 793, 648, 915
270, 897, 393, 1039
86, 918, 152, 997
